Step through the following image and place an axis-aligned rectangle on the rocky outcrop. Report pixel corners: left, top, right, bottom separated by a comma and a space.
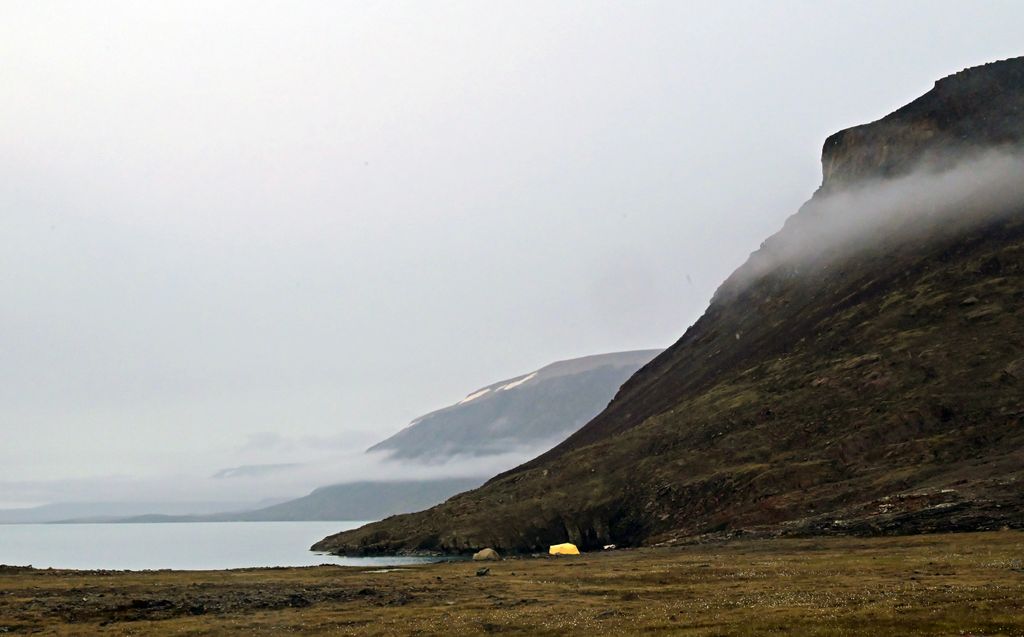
821, 58, 1024, 189
313, 57, 1024, 556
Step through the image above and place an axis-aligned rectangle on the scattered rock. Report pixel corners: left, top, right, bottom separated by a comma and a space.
475, 568, 490, 577
966, 305, 1001, 321
1000, 358, 1024, 381
979, 256, 1003, 275
286, 594, 310, 608
473, 548, 501, 561
839, 353, 880, 371
127, 598, 173, 611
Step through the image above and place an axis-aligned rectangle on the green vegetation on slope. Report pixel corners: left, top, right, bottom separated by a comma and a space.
316, 58, 1024, 555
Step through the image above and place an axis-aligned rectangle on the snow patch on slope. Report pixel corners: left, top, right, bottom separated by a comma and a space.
458, 388, 491, 405
498, 372, 537, 391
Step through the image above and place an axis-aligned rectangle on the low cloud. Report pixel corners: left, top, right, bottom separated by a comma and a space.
719, 148, 1024, 299
0, 442, 555, 511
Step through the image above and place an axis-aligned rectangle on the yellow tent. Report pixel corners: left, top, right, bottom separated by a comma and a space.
548, 543, 580, 556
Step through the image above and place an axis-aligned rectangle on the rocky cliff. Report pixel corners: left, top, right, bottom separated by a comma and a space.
314, 58, 1024, 555
821, 58, 1024, 189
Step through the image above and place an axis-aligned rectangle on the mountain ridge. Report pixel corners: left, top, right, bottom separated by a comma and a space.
314, 57, 1024, 556
57, 479, 484, 524
33, 350, 659, 525
367, 349, 661, 460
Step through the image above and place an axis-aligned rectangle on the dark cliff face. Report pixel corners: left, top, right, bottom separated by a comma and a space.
821, 58, 1024, 190
314, 58, 1024, 555
503, 56, 1024, 474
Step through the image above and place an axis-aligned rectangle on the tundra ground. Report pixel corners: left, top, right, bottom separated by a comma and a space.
2, 531, 1023, 635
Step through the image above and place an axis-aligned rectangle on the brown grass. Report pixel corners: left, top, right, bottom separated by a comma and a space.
2, 531, 1023, 635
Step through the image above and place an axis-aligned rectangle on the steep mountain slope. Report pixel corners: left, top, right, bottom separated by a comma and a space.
367, 350, 661, 460
315, 58, 1024, 555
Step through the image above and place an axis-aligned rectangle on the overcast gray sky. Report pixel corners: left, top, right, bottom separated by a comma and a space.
2, 1, 1022, 506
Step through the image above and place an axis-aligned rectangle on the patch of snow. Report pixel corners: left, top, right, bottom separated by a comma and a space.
458, 388, 491, 405
498, 372, 537, 391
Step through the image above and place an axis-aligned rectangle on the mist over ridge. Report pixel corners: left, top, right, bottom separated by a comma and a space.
3, 3, 1024, 521
719, 149, 1024, 300
316, 56, 1024, 556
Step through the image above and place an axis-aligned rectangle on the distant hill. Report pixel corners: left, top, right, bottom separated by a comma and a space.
36, 350, 659, 525
72, 479, 483, 523
227, 479, 483, 521
367, 350, 662, 460
0, 501, 275, 524
316, 57, 1024, 556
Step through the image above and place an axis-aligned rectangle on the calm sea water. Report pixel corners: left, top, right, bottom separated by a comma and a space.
0, 522, 440, 571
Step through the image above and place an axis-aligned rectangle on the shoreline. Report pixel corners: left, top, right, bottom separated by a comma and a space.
3, 531, 1022, 635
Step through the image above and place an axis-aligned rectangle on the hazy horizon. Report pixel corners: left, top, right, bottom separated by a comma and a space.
3, 1, 1023, 508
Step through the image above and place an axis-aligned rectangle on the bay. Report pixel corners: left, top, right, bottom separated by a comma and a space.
0, 521, 440, 570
